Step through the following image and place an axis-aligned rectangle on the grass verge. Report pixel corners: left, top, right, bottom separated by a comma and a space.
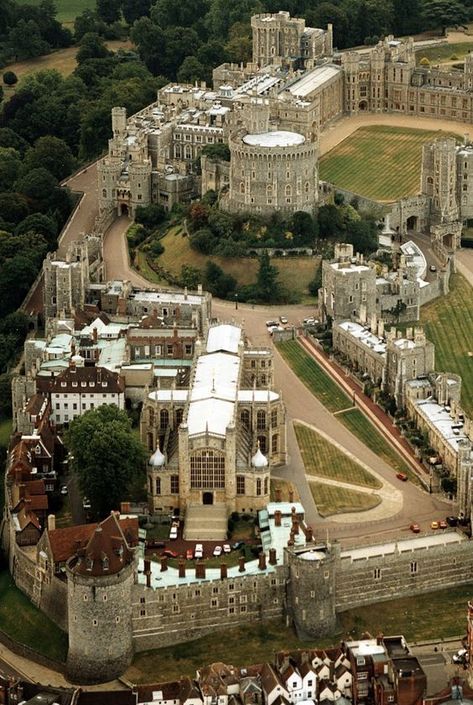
276, 340, 351, 413
309, 481, 380, 517
127, 581, 473, 683
0, 419, 12, 447
270, 478, 300, 502
16, 0, 95, 25
294, 422, 381, 488
421, 273, 473, 417
0, 570, 68, 663
337, 408, 419, 484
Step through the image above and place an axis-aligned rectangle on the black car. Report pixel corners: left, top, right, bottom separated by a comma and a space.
232, 541, 245, 550
146, 539, 165, 549
446, 516, 458, 527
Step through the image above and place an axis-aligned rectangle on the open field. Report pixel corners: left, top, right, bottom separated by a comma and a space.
319, 125, 459, 201
421, 273, 473, 416
309, 481, 380, 517
155, 226, 319, 301
276, 340, 352, 413
16, 0, 95, 26
0, 570, 68, 663
416, 41, 473, 66
0, 418, 12, 447
294, 422, 381, 488
337, 408, 418, 483
127, 581, 473, 683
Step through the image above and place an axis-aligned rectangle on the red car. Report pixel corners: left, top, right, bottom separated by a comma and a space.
162, 549, 178, 559
396, 472, 408, 481
439, 520, 448, 529
410, 523, 420, 533
186, 549, 194, 560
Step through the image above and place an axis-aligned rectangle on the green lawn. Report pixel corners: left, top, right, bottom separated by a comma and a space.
127, 581, 473, 684
153, 226, 319, 302
0, 571, 68, 663
270, 478, 300, 502
309, 481, 380, 517
337, 408, 419, 483
0, 418, 12, 447
294, 421, 381, 488
416, 41, 473, 66
16, 0, 95, 25
276, 340, 352, 413
319, 125, 462, 202
421, 274, 473, 417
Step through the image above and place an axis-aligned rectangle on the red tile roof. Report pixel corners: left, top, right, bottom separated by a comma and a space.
48, 517, 139, 564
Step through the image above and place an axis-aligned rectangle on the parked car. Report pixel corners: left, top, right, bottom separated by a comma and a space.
303, 317, 316, 325
60, 484, 68, 495
439, 519, 448, 529
213, 545, 222, 557
162, 549, 178, 559
453, 648, 467, 664
82, 497, 91, 510
169, 526, 178, 540
146, 539, 165, 549
429, 264, 437, 272
446, 516, 458, 527
431, 520, 439, 530
232, 541, 245, 550
279, 315, 288, 324
409, 523, 420, 533
194, 543, 203, 559
223, 544, 231, 554
186, 549, 194, 560
396, 472, 408, 481
266, 320, 278, 328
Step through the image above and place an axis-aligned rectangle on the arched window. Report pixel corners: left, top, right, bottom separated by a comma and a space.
267, 185, 273, 194
305, 181, 310, 193
190, 449, 225, 488
285, 184, 292, 196
185, 144, 192, 159
149, 408, 154, 426
148, 475, 153, 493
147, 433, 153, 451
257, 410, 266, 430
241, 409, 250, 427
160, 409, 169, 429
240, 182, 245, 194
175, 408, 183, 426
272, 433, 278, 453
155, 477, 161, 495
256, 478, 262, 495
102, 188, 107, 198
264, 477, 269, 495
258, 435, 267, 453
427, 176, 433, 184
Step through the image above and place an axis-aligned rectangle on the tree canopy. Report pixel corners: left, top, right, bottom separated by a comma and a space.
66, 405, 148, 517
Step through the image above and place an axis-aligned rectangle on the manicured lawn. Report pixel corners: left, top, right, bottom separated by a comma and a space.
319, 125, 462, 201
416, 41, 473, 66
276, 340, 351, 413
294, 422, 381, 488
16, 0, 95, 25
0, 571, 68, 663
309, 481, 380, 517
337, 408, 419, 483
421, 274, 473, 417
155, 226, 319, 301
127, 581, 473, 683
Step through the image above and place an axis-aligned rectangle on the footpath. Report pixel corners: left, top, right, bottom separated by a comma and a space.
298, 335, 430, 485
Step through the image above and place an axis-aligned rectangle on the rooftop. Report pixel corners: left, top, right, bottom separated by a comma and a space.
286, 65, 341, 98
341, 530, 465, 562
242, 131, 305, 148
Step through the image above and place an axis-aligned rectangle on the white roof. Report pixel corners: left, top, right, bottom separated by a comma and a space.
415, 399, 468, 452
337, 321, 386, 355
148, 390, 188, 402
238, 390, 279, 402
206, 324, 242, 354
243, 131, 305, 148
330, 262, 370, 273
287, 65, 341, 98
401, 240, 427, 281
342, 531, 465, 561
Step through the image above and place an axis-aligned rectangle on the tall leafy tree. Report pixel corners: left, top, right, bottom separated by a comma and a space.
421, 0, 468, 34
66, 405, 147, 517
256, 251, 281, 302
96, 0, 121, 25
23, 136, 76, 181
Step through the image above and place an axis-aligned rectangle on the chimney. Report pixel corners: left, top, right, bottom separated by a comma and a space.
47, 514, 56, 531
288, 489, 294, 503
120, 501, 131, 514
291, 505, 296, 516
258, 552, 267, 570
144, 559, 151, 587
269, 548, 277, 565
305, 525, 313, 542
178, 561, 186, 579
292, 519, 300, 535
92, 327, 98, 343
274, 510, 282, 527
220, 563, 227, 579
160, 556, 168, 572
275, 487, 282, 503
195, 562, 205, 579
238, 556, 246, 572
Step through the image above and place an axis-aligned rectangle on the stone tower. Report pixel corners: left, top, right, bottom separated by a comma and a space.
341, 53, 361, 114
464, 52, 473, 91
66, 513, 136, 683
457, 438, 473, 525
43, 248, 88, 321
251, 11, 305, 67
285, 541, 338, 638
421, 138, 459, 223
370, 46, 386, 113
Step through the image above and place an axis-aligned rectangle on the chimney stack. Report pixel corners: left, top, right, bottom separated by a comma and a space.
47, 514, 56, 532
289, 489, 294, 503
238, 556, 246, 572
275, 487, 282, 503
269, 548, 277, 565
258, 552, 267, 570
220, 563, 227, 579
292, 519, 300, 535
92, 327, 98, 343
305, 525, 313, 542
144, 559, 151, 587
160, 556, 168, 572
196, 562, 205, 579
178, 561, 186, 579
274, 510, 282, 527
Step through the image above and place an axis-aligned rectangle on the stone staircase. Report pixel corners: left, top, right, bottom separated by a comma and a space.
183, 503, 228, 541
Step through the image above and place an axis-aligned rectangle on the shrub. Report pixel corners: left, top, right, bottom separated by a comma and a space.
420, 57, 430, 66
3, 71, 17, 86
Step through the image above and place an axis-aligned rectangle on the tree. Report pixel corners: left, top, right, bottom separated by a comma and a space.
181, 264, 202, 289
3, 71, 17, 86
256, 251, 281, 302
15, 167, 58, 202
14, 213, 58, 242
65, 405, 147, 517
190, 227, 216, 254
23, 136, 76, 181
203, 260, 236, 298
387, 299, 407, 323
308, 265, 322, 297
8, 19, 50, 60
177, 56, 206, 84
421, 0, 468, 34
74, 10, 106, 40
130, 17, 166, 75
0, 192, 29, 225
225, 21, 253, 62
0, 147, 21, 191
201, 143, 230, 161
76, 33, 111, 64
289, 210, 318, 246
121, 0, 152, 24
97, 0, 121, 25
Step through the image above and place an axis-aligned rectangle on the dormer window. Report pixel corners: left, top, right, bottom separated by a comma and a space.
61, 382, 67, 388
101, 382, 107, 388
72, 381, 78, 388
86, 557, 93, 572
81, 381, 87, 387
88, 381, 94, 387
102, 557, 109, 571
34, 445, 41, 455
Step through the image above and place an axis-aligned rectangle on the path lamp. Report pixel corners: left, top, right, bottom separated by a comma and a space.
235, 293, 238, 310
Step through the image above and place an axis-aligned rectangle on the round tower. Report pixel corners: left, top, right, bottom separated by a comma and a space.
128, 159, 152, 216
285, 541, 338, 638
66, 514, 135, 684
112, 106, 127, 138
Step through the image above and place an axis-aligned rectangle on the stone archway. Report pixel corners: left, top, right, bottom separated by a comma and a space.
203, 491, 213, 505
443, 233, 454, 249
406, 215, 418, 231
120, 203, 129, 216
358, 100, 368, 111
